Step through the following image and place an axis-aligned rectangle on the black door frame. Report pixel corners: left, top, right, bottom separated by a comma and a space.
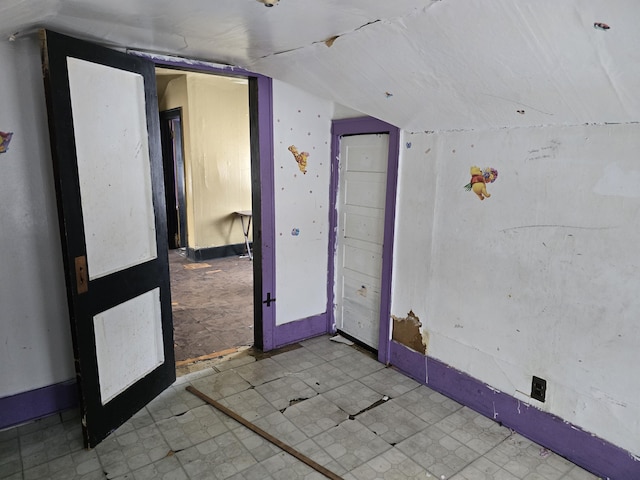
159, 107, 187, 249
135, 53, 277, 351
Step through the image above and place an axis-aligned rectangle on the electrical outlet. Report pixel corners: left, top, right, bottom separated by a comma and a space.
531, 376, 547, 402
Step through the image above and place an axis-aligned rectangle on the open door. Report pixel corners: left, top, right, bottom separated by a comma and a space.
40, 30, 175, 447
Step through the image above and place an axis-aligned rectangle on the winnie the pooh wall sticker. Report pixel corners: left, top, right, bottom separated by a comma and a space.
464, 166, 498, 200
0, 131, 13, 154
288, 145, 309, 174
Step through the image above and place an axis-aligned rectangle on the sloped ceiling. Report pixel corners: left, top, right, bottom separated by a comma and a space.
1, 0, 638, 131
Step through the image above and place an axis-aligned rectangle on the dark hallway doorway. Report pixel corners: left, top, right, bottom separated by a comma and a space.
159, 108, 187, 249
156, 68, 258, 371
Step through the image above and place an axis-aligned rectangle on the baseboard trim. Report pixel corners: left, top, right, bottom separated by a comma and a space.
0, 380, 78, 430
186, 243, 252, 262
389, 340, 639, 480
274, 313, 328, 348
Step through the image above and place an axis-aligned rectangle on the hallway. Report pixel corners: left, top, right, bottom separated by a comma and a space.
0, 336, 600, 480
169, 250, 254, 365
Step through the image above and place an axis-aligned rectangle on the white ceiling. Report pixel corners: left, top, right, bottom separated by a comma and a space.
1, 0, 638, 131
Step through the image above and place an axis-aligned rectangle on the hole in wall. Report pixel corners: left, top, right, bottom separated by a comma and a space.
391, 310, 428, 354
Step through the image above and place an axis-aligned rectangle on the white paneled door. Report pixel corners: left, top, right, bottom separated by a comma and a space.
335, 134, 389, 348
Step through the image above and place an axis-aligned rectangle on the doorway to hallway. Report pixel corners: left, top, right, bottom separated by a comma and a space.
168, 251, 254, 367
155, 68, 256, 368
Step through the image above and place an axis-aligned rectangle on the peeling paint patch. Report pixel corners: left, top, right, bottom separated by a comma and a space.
392, 310, 427, 354
324, 35, 339, 47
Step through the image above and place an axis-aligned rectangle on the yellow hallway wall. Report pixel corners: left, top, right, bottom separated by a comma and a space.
186, 73, 251, 249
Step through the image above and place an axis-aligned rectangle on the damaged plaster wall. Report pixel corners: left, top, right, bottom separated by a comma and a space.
248, 0, 640, 133
391, 122, 640, 457
0, 35, 75, 398
272, 80, 332, 325
392, 310, 427, 354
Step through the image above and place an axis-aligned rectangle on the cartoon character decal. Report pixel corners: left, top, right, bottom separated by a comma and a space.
288, 145, 309, 174
0, 131, 13, 154
464, 166, 498, 200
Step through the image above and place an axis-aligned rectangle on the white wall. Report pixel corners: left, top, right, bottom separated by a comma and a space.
272, 81, 333, 325
392, 122, 640, 457
0, 35, 75, 397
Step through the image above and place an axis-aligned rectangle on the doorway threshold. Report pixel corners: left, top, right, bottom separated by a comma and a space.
175, 345, 252, 376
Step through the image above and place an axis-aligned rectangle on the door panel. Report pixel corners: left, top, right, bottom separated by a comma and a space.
94, 288, 164, 404
41, 29, 175, 447
335, 134, 389, 348
67, 57, 158, 279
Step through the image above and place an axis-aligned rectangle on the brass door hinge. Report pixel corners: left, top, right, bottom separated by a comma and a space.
75, 255, 88, 294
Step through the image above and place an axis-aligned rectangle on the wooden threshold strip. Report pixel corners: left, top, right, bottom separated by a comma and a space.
175, 347, 240, 367
185, 385, 343, 480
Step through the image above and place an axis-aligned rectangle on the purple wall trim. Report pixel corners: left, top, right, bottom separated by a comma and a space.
389, 341, 427, 384
389, 341, 639, 480
0, 381, 78, 430
129, 53, 277, 352
328, 117, 401, 365
274, 313, 329, 349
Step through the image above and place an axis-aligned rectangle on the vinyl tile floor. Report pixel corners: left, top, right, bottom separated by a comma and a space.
0, 336, 601, 480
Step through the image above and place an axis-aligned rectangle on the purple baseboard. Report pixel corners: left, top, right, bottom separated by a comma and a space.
274, 313, 329, 348
0, 380, 78, 430
389, 341, 639, 480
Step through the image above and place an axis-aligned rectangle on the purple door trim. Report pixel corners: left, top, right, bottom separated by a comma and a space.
328, 117, 400, 365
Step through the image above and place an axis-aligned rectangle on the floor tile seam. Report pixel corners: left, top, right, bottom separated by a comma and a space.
145, 405, 217, 474
17, 430, 76, 473
225, 420, 287, 472
169, 442, 211, 480
395, 430, 486, 480
281, 385, 389, 422
3, 439, 24, 476
177, 399, 323, 480
473, 428, 519, 472
169, 392, 283, 456
0, 454, 23, 479
268, 354, 333, 374
156, 412, 234, 474
93, 444, 120, 480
